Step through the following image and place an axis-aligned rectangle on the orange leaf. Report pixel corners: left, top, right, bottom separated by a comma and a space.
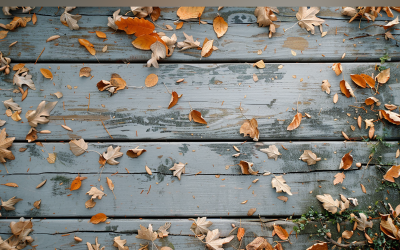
240, 118, 259, 140
360, 74, 375, 88
213, 16, 228, 38
189, 110, 207, 124
151, 7, 161, 21
273, 224, 289, 240
132, 33, 167, 51
383, 165, 400, 182
13, 63, 25, 71
145, 73, 158, 87
339, 80, 354, 98
175, 22, 184, 29
339, 151, 353, 170
332, 63, 342, 76
115, 17, 154, 36
306, 243, 328, 250
78, 39, 96, 55
237, 227, 245, 241
275, 242, 284, 250
0, 30, 8, 40
168, 91, 179, 109
177, 7, 205, 20
70, 178, 81, 191
1, 183, 18, 187
287, 112, 302, 131
380, 110, 400, 125
90, 213, 107, 224
350, 74, 367, 88
32, 13, 37, 25
40, 68, 53, 80
95, 31, 107, 38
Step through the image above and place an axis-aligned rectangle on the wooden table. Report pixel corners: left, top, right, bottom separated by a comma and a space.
0, 7, 399, 249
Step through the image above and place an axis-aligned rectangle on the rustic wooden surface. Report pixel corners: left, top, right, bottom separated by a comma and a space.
1, 6, 400, 250
0, 63, 399, 141
0, 7, 399, 63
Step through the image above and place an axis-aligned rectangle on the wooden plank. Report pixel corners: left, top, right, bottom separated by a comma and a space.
1, 167, 396, 218
3, 141, 398, 175
0, 7, 398, 63
0, 218, 368, 250
0, 63, 399, 141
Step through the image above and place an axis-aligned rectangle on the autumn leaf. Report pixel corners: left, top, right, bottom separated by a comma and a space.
126, 147, 147, 158
239, 161, 258, 175
354, 213, 373, 231
25, 101, 57, 127
177, 32, 201, 50
316, 194, 340, 214
296, 7, 325, 34
137, 224, 158, 241
145, 73, 158, 87
189, 110, 207, 124
237, 227, 245, 241
132, 33, 164, 50
253, 60, 265, 69
213, 16, 228, 38
339, 151, 353, 170
340, 80, 355, 98
169, 162, 185, 180
1, 183, 18, 187
333, 172, 345, 185
383, 165, 400, 182
113, 236, 128, 250
47, 152, 56, 164
254, 7, 278, 38
342, 230, 353, 239
4, 98, 21, 111
87, 187, 106, 199
306, 243, 328, 250
201, 39, 214, 58
0, 30, 8, 40
90, 213, 107, 224
78, 39, 96, 55
79, 67, 91, 77
299, 150, 321, 165
384, 16, 399, 30
168, 91, 180, 109
102, 146, 123, 165
106, 177, 116, 199
361, 74, 376, 88
13, 67, 36, 90
190, 217, 213, 235
0, 16, 31, 31
1, 196, 22, 211
287, 112, 302, 131
0, 128, 15, 163
115, 17, 155, 36
108, 9, 122, 31
176, 7, 205, 20
147, 41, 167, 68
376, 68, 390, 84
365, 97, 380, 106
271, 175, 292, 195
321, 80, 331, 94
161, 34, 177, 56
157, 222, 171, 238
70, 178, 81, 191
85, 198, 96, 209
380, 110, 400, 125
60, 7, 81, 30
385, 104, 397, 111
240, 118, 259, 141
332, 63, 342, 76
380, 214, 400, 240
260, 145, 281, 160
69, 138, 88, 156
246, 237, 273, 250
205, 229, 234, 250
350, 74, 367, 88
95, 31, 107, 39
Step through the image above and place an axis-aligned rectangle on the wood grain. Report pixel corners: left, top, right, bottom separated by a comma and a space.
0, 7, 398, 63
0, 63, 399, 141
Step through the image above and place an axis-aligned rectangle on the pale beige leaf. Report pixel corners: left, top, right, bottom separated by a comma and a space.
213, 16, 228, 38
240, 118, 259, 141
102, 146, 123, 165
86, 187, 106, 200
239, 161, 258, 175
145, 165, 152, 175
69, 139, 88, 156
316, 194, 340, 214
190, 217, 213, 235
376, 68, 390, 84
1, 196, 22, 210
113, 236, 128, 250
332, 63, 342, 76
333, 93, 338, 103
201, 39, 214, 57
354, 213, 373, 231
53, 91, 63, 98
0, 128, 15, 163
61, 124, 73, 131
253, 73, 258, 82
205, 229, 234, 250
299, 150, 321, 165
333, 172, 345, 185
271, 175, 292, 195
136, 224, 157, 242
253, 60, 265, 69
47, 153, 56, 164
365, 119, 374, 129
25, 101, 57, 127
11, 110, 21, 121
157, 222, 171, 238
342, 230, 353, 239
33, 199, 41, 209
260, 145, 281, 160
177, 32, 200, 50
321, 80, 331, 94
169, 162, 185, 180
46, 35, 60, 42
296, 7, 325, 34
3, 98, 21, 111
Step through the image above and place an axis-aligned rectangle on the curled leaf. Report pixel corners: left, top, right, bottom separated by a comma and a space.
339, 151, 353, 170
339, 80, 355, 98
189, 110, 207, 124
239, 160, 258, 175
287, 112, 302, 131
78, 39, 95, 55
240, 118, 259, 141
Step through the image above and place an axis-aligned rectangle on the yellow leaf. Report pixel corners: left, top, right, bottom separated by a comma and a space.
40, 68, 53, 80
145, 73, 158, 87
95, 31, 107, 38
78, 38, 96, 55
213, 16, 228, 38
177, 7, 205, 20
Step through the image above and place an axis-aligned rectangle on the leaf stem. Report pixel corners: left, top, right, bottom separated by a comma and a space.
163, 82, 171, 94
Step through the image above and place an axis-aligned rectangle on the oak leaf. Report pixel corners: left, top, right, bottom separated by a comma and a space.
260, 145, 281, 160
0, 128, 15, 163
177, 32, 200, 50
287, 112, 302, 131
13, 67, 35, 90
316, 194, 340, 214
321, 80, 331, 94
3, 98, 21, 111
25, 101, 57, 127
78, 39, 96, 55
1, 196, 22, 210
299, 150, 321, 165
131, 7, 153, 18
87, 187, 106, 199
157, 222, 171, 238
87, 236, 105, 250
69, 138, 88, 156
213, 16, 228, 38
176, 7, 205, 20
115, 17, 155, 36
240, 118, 259, 141
271, 175, 292, 195
189, 110, 207, 124
239, 161, 258, 175
147, 41, 166, 68
90, 213, 107, 224
102, 146, 123, 165
108, 9, 122, 30
205, 229, 234, 250
254, 7, 278, 38
380, 110, 400, 125
113, 236, 129, 250
339, 151, 353, 170
161, 34, 177, 56
333, 172, 345, 185
190, 217, 213, 235
60, 7, 81, 30
376, 68, 390, 84
383, 165, 400, 182
169, 162, 185, 180
354, 213, 373, 231
246, 237, 273, 250
296, 7, 325, 34
137, 224, 157, 241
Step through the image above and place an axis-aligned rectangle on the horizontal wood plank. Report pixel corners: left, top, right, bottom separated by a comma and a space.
0, 7, 398, 63
2, 141, 398, 175
0, 167, 396, 218
0, 63, 399, 141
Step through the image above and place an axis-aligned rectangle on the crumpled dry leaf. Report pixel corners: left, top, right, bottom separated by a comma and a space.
176, 7, 205, 20
25, 127, 37, 143
168, 91, 180, 109
127, 147, 146, 158
333, 172, 345, 185
254, 7, 278, 38
11, 110, 22, 122
25, 100, 57, 127
78, 39, 96, 55
1, 196, 22, 210
0, 128, 15, 163
52, 91, 63, 98
383, 165, 400, 182
189, 110, 207, 124
190, 217, 212, 235
113, 236, 129, 250
33, 199, 41, 209
299, 150, 321, 165
296, 7, 325, 34
253, 60, 265, 69
87, 187, 106, 199
239, 161, 258, 175
376, 68, 390, 84
147, 41, 166, 68
157, 222, 171, 238
97, 74, 127, 95
108, 9, 122, 31
136, 224, 157, 242
169, 162, 185, 180
177, 32, 201, 51
87, 236, 105, 250
380, 110, 400, 125
0, 16, 31, 30
13, 67, 35, 90
272, 175, 292, 195
342, 230, 353, 239
321, 80, 331, 94
60, 7, 81, 30
316, 194, 340, 214
161, 34, 177, 56
306, 242, 328, 250
85, 198, 96, 209
287, 112, 302, 131
240, 118, 259, 141
69, 139, 88, 156
3, 98, 21, 111
102, 146, 123, 165
2, 6, 18, 16
213, 16, 228, 38
339, 151, 353, 170
354, 213, 373, 231
384, 16, 399, 30
90, 213, 107, 224
380, 214, 400, 240
385, 104, 397, 111
260, 145, 281, 160
332, 63, 342, 76
340, 80, 355, 98
246, 236, 273, 250
205, 229, 234, 250
365, 97, 380, 106
79, 67, 91, 77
